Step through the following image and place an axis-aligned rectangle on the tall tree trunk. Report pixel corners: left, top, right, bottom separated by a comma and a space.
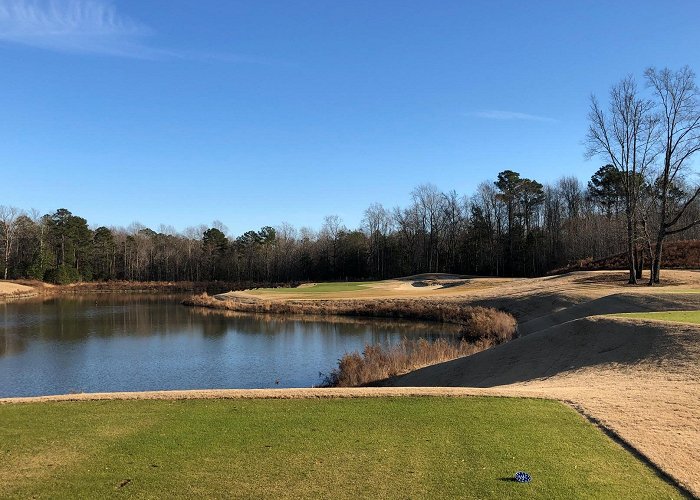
3, 239, 8, 279
650, 230, 664, 285
626, 210, 637, 284
635, 246, 643, 280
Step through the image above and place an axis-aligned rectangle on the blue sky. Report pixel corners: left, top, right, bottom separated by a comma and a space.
2, 0, 699, 235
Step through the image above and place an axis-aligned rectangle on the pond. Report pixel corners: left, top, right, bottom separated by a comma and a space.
0, 294, 455, 398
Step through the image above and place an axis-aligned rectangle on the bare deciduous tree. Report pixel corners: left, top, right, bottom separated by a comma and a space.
362, 202, 393, 278
586, 76, 659, 283
645, 66, 700, 284
0, 205, 21, 280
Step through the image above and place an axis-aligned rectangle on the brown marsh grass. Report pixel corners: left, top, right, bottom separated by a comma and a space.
325, 337, 496, 387
184, 293, 516, 335
184, 293, 517, 386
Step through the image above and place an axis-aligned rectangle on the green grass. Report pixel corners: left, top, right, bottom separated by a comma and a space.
251, 281, 378, 294
614, 310, 700, 324
0, 397, 682, 499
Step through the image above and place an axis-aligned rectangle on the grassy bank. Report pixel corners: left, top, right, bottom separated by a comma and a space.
52, 280, 293, 295
0, 397, 682, 499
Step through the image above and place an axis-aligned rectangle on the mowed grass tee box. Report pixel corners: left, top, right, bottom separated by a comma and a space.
0, 397, 682, 499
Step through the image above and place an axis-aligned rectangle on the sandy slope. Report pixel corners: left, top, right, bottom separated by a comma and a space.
0, 281, 36, 298
387, 316, 700, 496
517, 292, 700, 335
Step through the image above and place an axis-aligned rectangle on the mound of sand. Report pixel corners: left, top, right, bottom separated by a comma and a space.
388, 316, 700, 496
0, 281, 37, 298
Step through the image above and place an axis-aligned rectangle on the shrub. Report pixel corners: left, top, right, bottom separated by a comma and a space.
43, 265, 81, 285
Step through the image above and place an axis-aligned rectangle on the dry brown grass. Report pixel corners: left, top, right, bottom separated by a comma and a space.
184, 293, 517, 335
185, 293, 517, 388
1, 279, 296, 300
55, 280, 279, 294
0, 281, 44, 300
325, 338, 495, 387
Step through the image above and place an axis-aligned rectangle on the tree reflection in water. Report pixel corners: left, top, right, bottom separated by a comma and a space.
0, 294, 456, 397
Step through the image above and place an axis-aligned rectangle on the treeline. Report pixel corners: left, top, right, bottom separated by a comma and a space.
586, 66, 700, 284
1, 165, 698, 284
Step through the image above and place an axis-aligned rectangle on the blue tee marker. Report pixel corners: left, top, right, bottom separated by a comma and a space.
514, 471, 532, 483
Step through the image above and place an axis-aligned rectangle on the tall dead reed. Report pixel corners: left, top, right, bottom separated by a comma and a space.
183, 293, 516, 340
324, 337, 495, 387
184, 292, 518, 386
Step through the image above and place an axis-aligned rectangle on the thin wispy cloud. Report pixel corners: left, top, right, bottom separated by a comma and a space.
0, 0, 281, 63
471, 110, 557, 122
0, 0, 163, 57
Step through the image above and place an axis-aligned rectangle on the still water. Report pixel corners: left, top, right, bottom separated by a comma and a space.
0, 294, 452, 397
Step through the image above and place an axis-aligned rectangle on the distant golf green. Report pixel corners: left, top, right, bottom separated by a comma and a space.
251, 281, 378, 294
614, 310, 700, 324
0, 397, 682, 498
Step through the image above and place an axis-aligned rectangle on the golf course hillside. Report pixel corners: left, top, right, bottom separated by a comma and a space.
383, 296, 700, 495
220, 274, 497, 300
552, 240, 700, 273
4, 270, 699, 497
195, 270, 700, 339
215, 269, 699, 303
185, 270, 700, 495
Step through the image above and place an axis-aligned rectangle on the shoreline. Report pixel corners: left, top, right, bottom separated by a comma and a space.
183, 293, 518, 386
182, 292, 517, 333
0, 279, 293, 303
